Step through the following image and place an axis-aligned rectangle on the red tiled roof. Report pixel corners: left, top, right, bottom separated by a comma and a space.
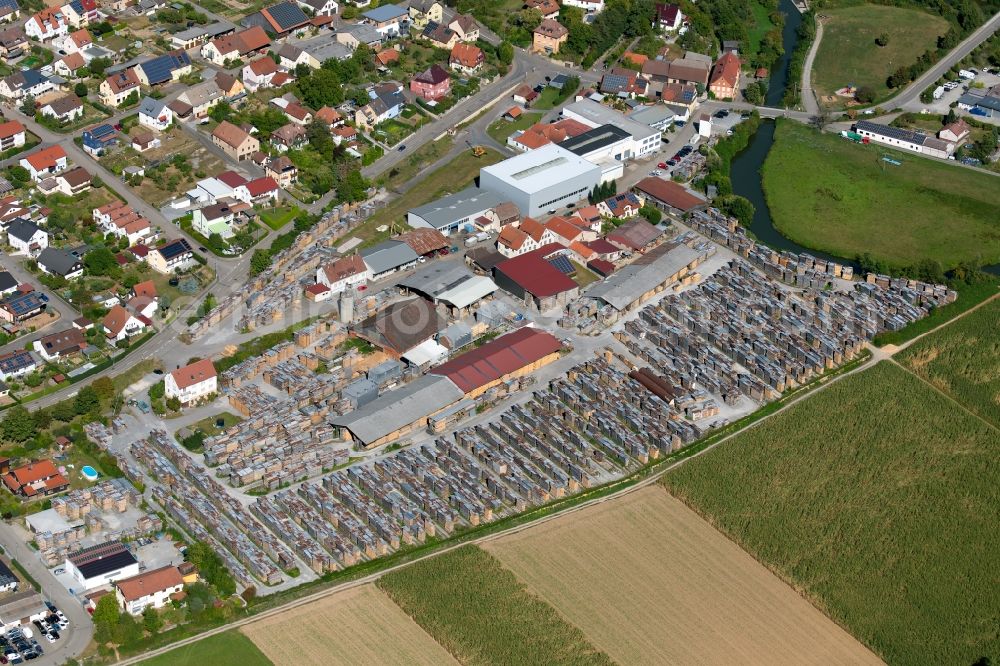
244, 176, 278, 196
169, 358, 216, 390
431, 327, 561, 393
23, 145, 67, 171
495, 244, 578, 298
633, 177, 704, 212
0, 120, 24, 140
115, 566, 183, 602
6, 459, 58, 486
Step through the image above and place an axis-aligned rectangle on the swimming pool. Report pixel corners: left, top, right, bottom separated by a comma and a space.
81, 466, 99, 482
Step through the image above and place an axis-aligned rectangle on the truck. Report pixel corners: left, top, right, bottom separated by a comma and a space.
932, 85, 945, 100
958, 69, 977, 80
969, 106, 991, 117
474, 231, 490, 243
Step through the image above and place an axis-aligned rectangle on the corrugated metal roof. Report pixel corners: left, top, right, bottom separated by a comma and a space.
330, 374, 462, 444
495, 243, 578, 298
431, 327, 561, 393
587, 243, 700, 310
360, 240, 418, 274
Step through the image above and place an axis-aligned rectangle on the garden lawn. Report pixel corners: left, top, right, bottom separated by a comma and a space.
487, 112, 542, 144
896, 295, 1000, 427
259, 207, 300, 231
140, 630, 272, 666
812, 4, 948, 104
748, 1, 777, 56
377, 545, 613, 666
761, 119, 1000, 268
663, 361, 1000, 666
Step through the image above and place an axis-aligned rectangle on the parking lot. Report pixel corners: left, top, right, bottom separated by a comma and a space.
1, 602, 69, 663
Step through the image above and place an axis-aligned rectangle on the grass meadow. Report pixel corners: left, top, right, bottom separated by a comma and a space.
897, 296, 1000, 427
761, 120, 1000, 268
140, 630, 272, 666
812, 4, 948, 104
377, 545, 613, 666
663, 361, 999, 666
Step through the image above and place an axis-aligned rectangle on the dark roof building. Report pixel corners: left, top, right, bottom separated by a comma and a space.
606, 217, 663, 251
66, 541, 139, 587
37, 247, 83, 277
633, 176, 707, 214
356, 297, 445, 358
493, 243, 580, 311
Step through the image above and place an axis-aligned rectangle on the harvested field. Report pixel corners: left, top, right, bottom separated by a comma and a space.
378, 545, 612, 666
242, 584, 457, 666
897, 296, 1000, 428
485, 486, 881, 665
663, 361, 1000, 665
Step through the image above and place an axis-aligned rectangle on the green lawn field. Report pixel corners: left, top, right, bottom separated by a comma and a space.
761, 120, 1000, 268
812, 4, 948, 104
140, 630, 272, 666
897, 296, 1000, 427
748, 1, 778, 57
663, 361, 999, 666
378, 545, 613, 666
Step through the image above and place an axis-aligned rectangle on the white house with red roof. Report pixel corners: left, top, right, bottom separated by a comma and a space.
0, 120, 25, 151
60, 0, 98, 28
103, 304, 147, 342
316, 254, 370, 293
165, 358, 217, 405
24, 8, 67, 41
19, 145, 68, 181
242, 57, 279, 92
53, 28, 92, 54
234, 176, 279, 204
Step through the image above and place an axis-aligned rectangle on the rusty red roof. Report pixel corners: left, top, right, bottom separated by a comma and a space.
494, 243, 578, 298
431, 327, 561, 393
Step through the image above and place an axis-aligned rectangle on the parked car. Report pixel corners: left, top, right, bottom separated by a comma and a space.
657, 162, 667, 168
397, 144, 406, 151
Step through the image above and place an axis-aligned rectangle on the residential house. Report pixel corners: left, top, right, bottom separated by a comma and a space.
332, 124, 357, 144
234, 176, 279, 204
138, 96, 172, 131
654, 3, 682, 31
129, 280, 158, 318
103, 304, 147, 342
211, 120, 260, 160
316, 254, 370, 292
55, 166, 91, 196
422, 21, 457, 50
282, 101, 312, 124
0, 69, 52, 100
295, 0, 338, 17
24, 8, 67, 41
53, 28, 91, 54
36, 247, 82, 279
60, 0, 98, 28
270, 122, 306, 152
242, 56, 279, 91
708, 51, 740, 99
563, 0, 604, 15
0, 120, 24, 151
939, 119, 971, 145
449, 42, 483, 74
176, 80, 224, 117
6, 218, 46, 255
41, 94, 84, 124
0, 0, 19, 24
0, 25, 25, 59
314, 105, 343, 127
0, 271, 15, 297
410, 63, 450, 101
265, 155, 297, 187
192, 202, 236, 239
512, 83, 538, 106
33, 327, 86, 361
200, 26, 271, 66
597, 192, 644, 218
354, 82, 405, 129
532, 19, 567, 55
81, 123, 118, 157
407, 0, 442, 28
52, 52, 85, 78
374, 47, 399, 69
641, 57, 711, 87
0, 291, 46, 323
335, 22, 381, 50
148, 238, 194, 274
20, 146, 67, 182
524, 0, 558, 20
497, 218, 554, 257
135, 50, 192, 86
361, 3, 408, 38
2, 459, 68, 497
448, 13, 478, 41
99, 68, 141, 107
600, 68, 647, 97
166, 358, 217, 405
114, 566, 184, 616
507, 117, 589, 151
241, 1, 310, 39
214, 72, 245, 101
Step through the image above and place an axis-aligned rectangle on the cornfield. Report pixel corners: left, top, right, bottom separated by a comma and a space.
897, 297, 1000, 428
377, 545, 613, 666
662, 362, 999, 666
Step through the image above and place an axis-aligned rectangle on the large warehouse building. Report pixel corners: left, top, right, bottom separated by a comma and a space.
406, 187, 504, 235
561, 98, 662, 158
479, 144, 601, 217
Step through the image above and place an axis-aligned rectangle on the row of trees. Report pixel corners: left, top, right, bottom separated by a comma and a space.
0, 380, 111, 445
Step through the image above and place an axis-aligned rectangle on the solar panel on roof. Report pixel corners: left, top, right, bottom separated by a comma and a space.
159, 239, 192, 260
0, 351, 34, 373
266, 1, 308, 30
547, 255, 574, 275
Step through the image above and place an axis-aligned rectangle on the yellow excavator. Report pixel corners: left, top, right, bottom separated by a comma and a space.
467, 140, 486, 157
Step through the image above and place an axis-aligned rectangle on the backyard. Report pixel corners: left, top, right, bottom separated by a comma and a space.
812, 4, 949, 105
259, 207, 301, 231
487, 112, 542, 144
761, 119, 1000, 268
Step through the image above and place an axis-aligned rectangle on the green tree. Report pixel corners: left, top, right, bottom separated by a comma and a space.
92, 594, 121, 644
639, 205, 662, 225
89, 57, 112, 76
84, 247, 119, 276
250, 249, 272, 276
51, 400, 76, 422
187, 541, 236, 596
718, 194, 755, 225
338, 169, 369, 203
1, 406, 36, 443
74, 82, 88, 98
19, 95, 35, 116
875, 32, 889, 47
166, 396, 181, 411
74, 385, 100, 415
497, 41, 514, 66
148, 380, 165, 400
142, 607, 163, 635
91, 376, 116, 401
